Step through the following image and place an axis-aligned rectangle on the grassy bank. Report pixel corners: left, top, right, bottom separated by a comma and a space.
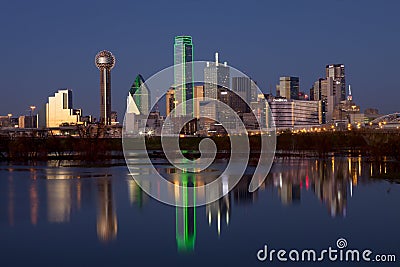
0, 130, 399, 161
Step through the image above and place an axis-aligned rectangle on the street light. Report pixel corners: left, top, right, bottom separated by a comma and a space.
7, 113, 12, 127
30, 106, 36, 128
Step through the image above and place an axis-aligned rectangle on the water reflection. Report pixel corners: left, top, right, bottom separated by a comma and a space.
29, 181, 39, 225
270, 158, 351, 217
0, 156, 399, 252
8, 176, 14, 226
206, 195, 230, 236
127, 179, 149, 207
47, 180, 72, 223
96, 179, 118, 243
175, 172, 196, 252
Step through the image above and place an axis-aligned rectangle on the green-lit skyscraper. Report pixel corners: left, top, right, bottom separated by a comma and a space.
128, 74, 150, 115
174, 36, 194, 117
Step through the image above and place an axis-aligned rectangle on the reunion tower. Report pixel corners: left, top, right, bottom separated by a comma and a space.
95, 50, 116, 125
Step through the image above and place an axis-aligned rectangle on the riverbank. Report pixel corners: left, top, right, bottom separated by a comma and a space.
0, 130, 399, 161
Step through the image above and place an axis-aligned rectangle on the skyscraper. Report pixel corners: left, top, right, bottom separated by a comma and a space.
128, 74, 150, 115
204, 52, 230, 99
44, 89, 82, 127
232, 77, 251, 102
313, 77, 334, 122
174, 36, 193, 117
250, 80, 259, 103
231, 77, 252, 113
313, 78, 333, 102
326, 64, 346, 103
193, 84, 204, 119
276, 76, 299, 100
95, 50, 116, 125
166, 88, 176, 116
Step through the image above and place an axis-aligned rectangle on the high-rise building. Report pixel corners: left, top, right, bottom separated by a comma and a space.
313, 78, 334, 122
174, 36, 193, 117
229, 77, 259, 114
232, 77, 251, 104
44, 89, 81, 128
198, 100, 217, 132
313, 78, 334, 101
309, 87, 315, 101
166, 88, 176, 116
204, 52, 230, 99
95, 50, 116, 125
193, 84, 204, 119
203, 53, 230, 125
128, 74, 150, 115
276, 76, 299, 100
326, 64, 346, 103
250, 80, 259, 103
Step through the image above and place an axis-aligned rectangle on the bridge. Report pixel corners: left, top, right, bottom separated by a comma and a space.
370, 113, 400, 125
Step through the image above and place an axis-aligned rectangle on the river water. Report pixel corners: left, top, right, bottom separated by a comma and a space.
0, 156, 399, 266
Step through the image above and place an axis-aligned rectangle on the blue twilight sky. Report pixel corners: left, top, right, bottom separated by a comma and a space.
0, 0, 399, 119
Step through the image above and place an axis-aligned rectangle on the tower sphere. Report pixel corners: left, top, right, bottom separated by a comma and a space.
95, 50, 116, 70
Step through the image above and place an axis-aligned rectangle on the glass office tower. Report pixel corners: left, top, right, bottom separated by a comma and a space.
326, 64, 346, 102
174, 36, 194, 117
129, 74, 150, 115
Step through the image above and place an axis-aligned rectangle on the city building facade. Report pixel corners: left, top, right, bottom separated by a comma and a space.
326, 64, 346, 103
128, 74, 150, 115
44, 89, 81, 128
313, 77, 334, 122
268, 97, 323, 129
174, 36, 193, 117
204, 52, 229, 99
276, 76, 300, 100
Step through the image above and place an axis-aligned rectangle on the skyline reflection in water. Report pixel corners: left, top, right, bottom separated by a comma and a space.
0, 157, 399, 263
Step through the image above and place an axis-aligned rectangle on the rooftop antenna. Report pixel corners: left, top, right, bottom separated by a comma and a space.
155, 89, 160, 113
347, 84, 352, 101
215, 52, 219, 66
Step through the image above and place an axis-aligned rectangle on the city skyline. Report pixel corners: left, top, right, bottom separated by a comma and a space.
0, 39, 392, 131
1, 2, 399, 266
1, 0, 399, 119
0, 44, 392, 124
